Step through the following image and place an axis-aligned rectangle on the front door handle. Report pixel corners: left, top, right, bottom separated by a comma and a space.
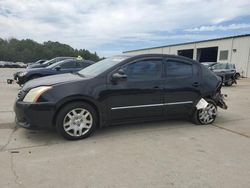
153, 86, 161, 89
192, 82, 200, 87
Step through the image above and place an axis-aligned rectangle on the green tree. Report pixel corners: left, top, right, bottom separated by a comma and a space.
0, 38, 100, 63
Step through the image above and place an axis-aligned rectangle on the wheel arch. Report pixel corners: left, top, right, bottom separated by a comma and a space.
53, 96, 102, 128
190, 95, 213, 114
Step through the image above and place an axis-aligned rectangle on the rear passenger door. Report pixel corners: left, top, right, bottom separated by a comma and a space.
164, 58, 201, 116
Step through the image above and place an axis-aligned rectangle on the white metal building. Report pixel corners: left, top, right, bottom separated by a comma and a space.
123, 34, 250, 77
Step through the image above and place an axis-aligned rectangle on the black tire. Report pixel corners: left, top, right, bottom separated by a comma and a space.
56, 102, 97, 140
191, 99, 217, 125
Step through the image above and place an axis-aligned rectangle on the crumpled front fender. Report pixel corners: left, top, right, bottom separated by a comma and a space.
213, 92, 228, 109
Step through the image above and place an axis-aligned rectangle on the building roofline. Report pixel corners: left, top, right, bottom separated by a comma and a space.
123, 33, 250, 53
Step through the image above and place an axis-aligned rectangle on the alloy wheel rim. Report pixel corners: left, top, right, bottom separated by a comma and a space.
63, 108, 93, 137
198, 103, 217, 124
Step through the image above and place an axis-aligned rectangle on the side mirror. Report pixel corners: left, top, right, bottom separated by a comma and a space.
111, 69, 127, 82
55, 66, 61, 71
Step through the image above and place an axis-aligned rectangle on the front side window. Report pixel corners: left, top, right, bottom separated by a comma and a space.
166, 60, 193, 77
123, 59, 162, 81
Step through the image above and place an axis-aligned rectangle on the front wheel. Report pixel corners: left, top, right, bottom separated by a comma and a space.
56, 102, 97, 140
192, 99, 217, 125
225, 78, 233, 86
235, 73, 240, 80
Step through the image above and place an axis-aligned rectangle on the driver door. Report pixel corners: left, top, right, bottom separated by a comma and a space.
106, 57, 165, 121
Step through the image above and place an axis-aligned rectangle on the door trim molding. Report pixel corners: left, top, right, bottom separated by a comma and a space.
111, 101, 193, 110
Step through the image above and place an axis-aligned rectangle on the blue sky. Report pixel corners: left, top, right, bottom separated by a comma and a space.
0, 0, 250, 57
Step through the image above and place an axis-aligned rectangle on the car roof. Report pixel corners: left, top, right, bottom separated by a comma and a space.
53, 56, 75, 59
119, 54, 198, 64
49, 59, 94, 68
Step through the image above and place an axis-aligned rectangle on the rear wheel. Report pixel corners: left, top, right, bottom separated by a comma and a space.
56, 102, 97, 140
192, 99, 217, 125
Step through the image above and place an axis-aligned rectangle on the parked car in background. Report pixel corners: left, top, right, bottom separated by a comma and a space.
15, 54, 227, 140
27, 59, 47, 68
14, 60, 45, 80
227, 63, 241, 79
0, 61, 26, 68
3, 62, 16, 68
0, 61, 5, 68
16, 59, 94, 85
27, 57, 74, 69
16, 62, 27, 68
202, 62, 240, 80
201, 62, 217, 68
208, 63, 237, 86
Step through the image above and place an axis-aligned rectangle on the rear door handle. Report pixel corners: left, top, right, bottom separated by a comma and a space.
192, 82, 200, 87
153, 86, 161, 89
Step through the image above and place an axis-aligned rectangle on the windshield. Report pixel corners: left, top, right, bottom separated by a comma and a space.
42, 58, 57, 66
78, 56, 130, 77
47, 60, 66, 68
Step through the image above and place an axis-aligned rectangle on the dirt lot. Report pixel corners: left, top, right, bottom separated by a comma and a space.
0, 68, 250, 188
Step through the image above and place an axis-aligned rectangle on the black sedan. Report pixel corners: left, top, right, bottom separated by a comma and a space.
15, 54, 227, 140
27, 57, 74, 69
16, 59, 94, 85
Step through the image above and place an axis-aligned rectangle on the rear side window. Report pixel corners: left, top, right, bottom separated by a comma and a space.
60, 61, 77, 69
79, 62, 91, 68
165, 60, 193, 77
123, 59, 162, 81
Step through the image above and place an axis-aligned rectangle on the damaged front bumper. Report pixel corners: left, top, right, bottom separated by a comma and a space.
214, 92, 228, 109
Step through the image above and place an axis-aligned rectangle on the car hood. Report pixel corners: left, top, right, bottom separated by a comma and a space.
26, 67, 50, 73
18, 67, 49, 76
22, 73, 88, 91
27, 63, 47, 69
